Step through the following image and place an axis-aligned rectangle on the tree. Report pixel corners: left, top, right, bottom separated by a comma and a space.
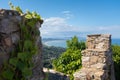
52, 36, 85, 80
66, 36, 85, 50
112, 45, 120, 80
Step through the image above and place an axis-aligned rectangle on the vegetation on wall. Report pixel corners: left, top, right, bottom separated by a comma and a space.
52, 36, 86, 80
0, 3, 42, 80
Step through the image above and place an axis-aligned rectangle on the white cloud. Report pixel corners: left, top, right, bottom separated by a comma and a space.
44, 17, 66, 26
40, 17, 120, 38
98, 26, 120, 31
40, 17, 80, 38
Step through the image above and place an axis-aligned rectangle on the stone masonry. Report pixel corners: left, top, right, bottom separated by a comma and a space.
0, 9, 44, 80
74, 34, 115, 80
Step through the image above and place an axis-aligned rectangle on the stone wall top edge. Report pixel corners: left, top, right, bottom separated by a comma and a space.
87, 34, 111, 37
0, 9, 20, 16
0, 9, 18, 12
0, 9, 43, 24
82, 49, 109, 52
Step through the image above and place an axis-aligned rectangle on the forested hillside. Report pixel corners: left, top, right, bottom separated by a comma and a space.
42, 45, 66, 68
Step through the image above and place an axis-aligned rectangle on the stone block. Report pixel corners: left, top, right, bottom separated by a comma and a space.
89, 56, 98, 65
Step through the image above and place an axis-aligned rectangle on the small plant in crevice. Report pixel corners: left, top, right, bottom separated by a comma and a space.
0, 3, 42, 80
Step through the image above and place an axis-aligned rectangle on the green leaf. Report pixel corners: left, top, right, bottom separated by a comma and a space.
9, 58, 18, 67
2, 69, 14, 80
17, 61, 27, 70
18, 52, 29, 61
27, 21, 35, 27
32, 11, 41, 19
22, 67, 32, 77
15, 6, 23, 14
25, 13, 32, 19
20, 25, 27, 33
24, 40, 33, 50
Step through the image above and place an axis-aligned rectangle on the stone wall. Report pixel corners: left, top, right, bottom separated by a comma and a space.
74, 34, 115, 80
43, 68, 70, 80
0, 9, 44, 80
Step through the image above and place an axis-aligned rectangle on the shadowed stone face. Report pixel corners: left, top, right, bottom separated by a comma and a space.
0, 9, 21, 67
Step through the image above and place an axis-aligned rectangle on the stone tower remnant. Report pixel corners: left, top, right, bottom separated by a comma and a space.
74, 34, 115, 80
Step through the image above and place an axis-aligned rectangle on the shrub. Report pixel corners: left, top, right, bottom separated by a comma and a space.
112, 45, 120, 80
53, 36, 85, 80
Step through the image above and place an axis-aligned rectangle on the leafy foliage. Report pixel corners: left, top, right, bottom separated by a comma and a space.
0, 3, 42, 80
112, 45, 120, 64
52, 36, 85, 80
112, 45, 120, 80
66, 36, 85, 50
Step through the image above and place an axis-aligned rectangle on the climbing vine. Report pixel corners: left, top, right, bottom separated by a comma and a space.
0, 3, 42, 80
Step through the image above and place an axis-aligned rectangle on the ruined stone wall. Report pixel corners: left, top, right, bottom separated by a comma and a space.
74, 34, 115, 80
0, 9, 21, 68
0, 9, 44, 80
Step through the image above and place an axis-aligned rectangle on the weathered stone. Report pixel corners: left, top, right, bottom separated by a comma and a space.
82, 57, 90, 62
0, 18, 20, 34
86, 34, 111, 50
90, 56, 98, 65
91, 63, 106, 69
0, 9, 20, 16
4, 37, 12, 47
43, 68, 70, 80
74, 34, 115, 80
11, 33, 20, 45
10, 16, 22, 23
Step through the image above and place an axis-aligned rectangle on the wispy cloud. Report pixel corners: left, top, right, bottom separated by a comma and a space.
97, 26, 120, 38
62, 11, 71, 14
40, 17, 81, 38
61, 10, 74, 19
40, 17, 120, 38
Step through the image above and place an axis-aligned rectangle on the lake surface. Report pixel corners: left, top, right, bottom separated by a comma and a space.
43, 38, 120, 48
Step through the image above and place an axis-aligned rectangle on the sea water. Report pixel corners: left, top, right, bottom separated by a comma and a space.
44, 40, 67, 48
43, 38, 120, 48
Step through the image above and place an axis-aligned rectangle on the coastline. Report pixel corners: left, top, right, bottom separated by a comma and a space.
42, 38, 120, 48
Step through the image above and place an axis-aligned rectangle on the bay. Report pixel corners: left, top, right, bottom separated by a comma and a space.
43, 38, 120, 48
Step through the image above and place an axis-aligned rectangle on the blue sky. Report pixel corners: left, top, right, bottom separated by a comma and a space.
0, 0, 120, 38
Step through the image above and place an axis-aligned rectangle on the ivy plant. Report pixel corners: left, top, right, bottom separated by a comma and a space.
0, 3, 42, 80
